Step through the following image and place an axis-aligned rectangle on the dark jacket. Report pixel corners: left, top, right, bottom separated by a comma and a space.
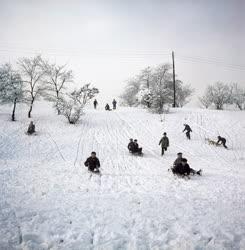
173, 157, 182, 167
84, 157, 100, 170
128, 142, 135, 152
159, 136, 169, 148
27, 123, 35, 134
173, 163, 191, 175
217, 137, 226, 144
183, 125, 192, 133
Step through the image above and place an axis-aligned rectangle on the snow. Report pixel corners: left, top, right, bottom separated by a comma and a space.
1, 102, 245, 250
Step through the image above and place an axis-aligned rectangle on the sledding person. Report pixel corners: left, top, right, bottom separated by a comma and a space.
128, 138, 135, 153
173, 152, 183, 167
172, 158, 202, 176
183, 124, 192, 140
112, 99, 117, 110
105, 103, 111, 111
216, 136, 228, 149
159, 132, 169, 156
133, 139, 142, 154
84, 152, 100, 173
93, 99, 98, 109
27, 121, 35, 135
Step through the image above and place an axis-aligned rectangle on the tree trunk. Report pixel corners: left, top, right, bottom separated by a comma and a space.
28, 99, 34, 118
12, 98, 17, 121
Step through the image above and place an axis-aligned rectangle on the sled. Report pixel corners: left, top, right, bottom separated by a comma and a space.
129, 151, 143, 157
25, 132, 38, 136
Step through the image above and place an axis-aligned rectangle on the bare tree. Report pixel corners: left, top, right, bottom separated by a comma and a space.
18, 55, 46, 118
0, 64, 23, 121
199, 95, 212, 109
202, 82, 233, 110
43, 63, 73, 114
231, 83, 245, 110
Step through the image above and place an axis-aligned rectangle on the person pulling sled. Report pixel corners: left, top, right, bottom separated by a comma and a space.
216, 136, 228, 149
84, 152, 101, 174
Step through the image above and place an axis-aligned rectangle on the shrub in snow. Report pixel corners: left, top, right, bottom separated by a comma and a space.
0, 63, 23, 121
58, 84, 99, 124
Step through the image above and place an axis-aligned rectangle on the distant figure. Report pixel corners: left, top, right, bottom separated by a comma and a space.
133, 139, 143, 154
216, 136, 228, 149
84, 152, 100, 173
183, 124, 192, 140
173, 152, 183, 167
128, 138, 135, 153
27, 121, 35, 135
172, 158, 202, 177
105, 103, 111, 111
93, 99, 98, 109
159, 132, 169, 156
112, 99, 117, 110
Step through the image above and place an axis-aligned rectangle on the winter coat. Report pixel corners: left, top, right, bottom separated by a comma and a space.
217, 137, 226, 144
173, 163, 191, 175
159, 136, 169, 148
27, 123, 35, 134
84, 157, 100, 170
173, 157, 182, 167
128, 142, 135, 152
183, 125, 192, 133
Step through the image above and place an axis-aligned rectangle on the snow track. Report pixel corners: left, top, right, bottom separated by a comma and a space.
0, 104, 245, 249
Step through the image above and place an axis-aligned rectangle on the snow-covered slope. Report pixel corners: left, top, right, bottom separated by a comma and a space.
1, 103, 245, 250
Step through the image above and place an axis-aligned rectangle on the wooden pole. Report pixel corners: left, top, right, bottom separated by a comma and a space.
172, 51, 176, 107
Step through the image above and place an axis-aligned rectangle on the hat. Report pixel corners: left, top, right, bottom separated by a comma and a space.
181, 158, 187, 163
177, 152, 183, 155
163, 132, 167, 135
91, 151, 96, 155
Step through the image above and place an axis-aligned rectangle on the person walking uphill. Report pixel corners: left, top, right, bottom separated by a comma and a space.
159, 132, 169, 156
183, 124, 192, 140
93, 99, 98, 109
84, 152, 100, 173
112, 99, 117, 110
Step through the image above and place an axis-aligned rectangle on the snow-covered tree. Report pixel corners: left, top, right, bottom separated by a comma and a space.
201, 82, 233, 110
231, 83, 245, 110
199, 94, 212, 109
0, 64, 23, 121
43, 62, 73, 114
120, 63, 193, 111
120, 78, 141, 106
18, 55, 47, 118
58, 84, 99, 124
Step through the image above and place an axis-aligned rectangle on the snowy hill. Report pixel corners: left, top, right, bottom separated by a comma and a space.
1, 103, 245, 250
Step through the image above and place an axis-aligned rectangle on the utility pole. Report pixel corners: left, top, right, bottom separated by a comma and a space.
172, 51, 176, 108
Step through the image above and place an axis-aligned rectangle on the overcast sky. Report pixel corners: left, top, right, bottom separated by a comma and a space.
0, 0, 244, 105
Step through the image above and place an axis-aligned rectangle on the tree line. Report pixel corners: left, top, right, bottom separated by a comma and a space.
120, 63, 194, 113
0, 55, 99, 123
199, 82, 245, 110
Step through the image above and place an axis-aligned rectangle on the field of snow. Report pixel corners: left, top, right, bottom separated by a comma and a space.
1, 102, 245, 250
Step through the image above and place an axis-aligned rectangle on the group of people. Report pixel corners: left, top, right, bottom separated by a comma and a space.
128, 139, 143, 155
93, 99, 117, 111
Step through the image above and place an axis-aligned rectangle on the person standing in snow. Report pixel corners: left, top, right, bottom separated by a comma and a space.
159, 132, 169, 156
93, 99, 98, 109
216, 136, 228, 149
84, 152, 100, 173
172, 158, 202, 176
183, 124, 192, 140
112, 99, 117, 110
27, 121, 35, 135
